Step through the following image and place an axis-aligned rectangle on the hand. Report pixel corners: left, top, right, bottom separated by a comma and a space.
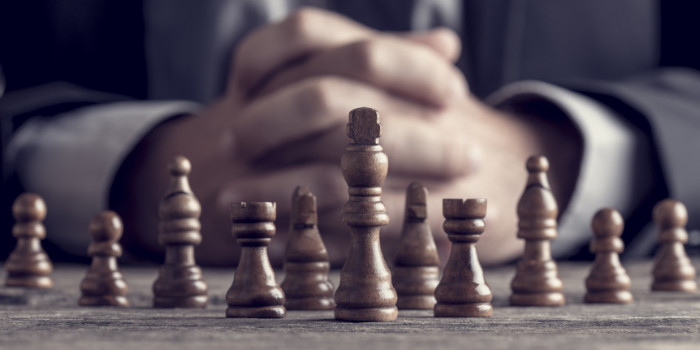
115, 8, 581, 266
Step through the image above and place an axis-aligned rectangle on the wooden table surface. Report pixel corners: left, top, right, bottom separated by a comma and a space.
1, 261, 699, 350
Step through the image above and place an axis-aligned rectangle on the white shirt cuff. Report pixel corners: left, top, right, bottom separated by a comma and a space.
5, 100, 200, 255
487, 81, 652, 258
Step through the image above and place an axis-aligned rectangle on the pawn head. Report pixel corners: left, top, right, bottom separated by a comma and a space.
169, 155, 192, 177
591, 208, 624, 238
12, 193, 47, 222
526, 155, 549, 173
653, 199, 687, 229
89, 210, 123, 242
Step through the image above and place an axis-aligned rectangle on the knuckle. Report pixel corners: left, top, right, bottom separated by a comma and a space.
283, 8, 322, 40
347, 40, 383, 78
296, 77, 339, 118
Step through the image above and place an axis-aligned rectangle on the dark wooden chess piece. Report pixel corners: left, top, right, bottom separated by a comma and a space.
392, 182, 440, 310
651, 199, 697, 292
281, 186, 335, 310
152, 156, 208, 308
5, 193, 53, 288
584, 208, 633, 304
227, 202, 286, 318
334, 107, 398, 322
434, 198, 493, 317
510, 155, 565, 306
79, 211, 129, 307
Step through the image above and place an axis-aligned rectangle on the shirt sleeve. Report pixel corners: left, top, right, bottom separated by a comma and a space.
486, 80, 654, 258
5, 100, 200, 255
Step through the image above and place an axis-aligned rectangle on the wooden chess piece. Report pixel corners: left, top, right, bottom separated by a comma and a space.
510, 155, 565, 306
5, 193, 53, 288
651, 199, 697, 292
152, 156, 208, 308
392, 182, 440, 310
79, 211, 129, 307
334, 107, 398, 322
227, 202, 286, 318
434, 198, 493, 317
584, 208, 633, 304
281, 186, 335, 310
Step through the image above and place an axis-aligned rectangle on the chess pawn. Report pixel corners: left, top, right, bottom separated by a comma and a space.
651, 199, 697, 292
434, 198, 493, 317
5, 193, 53, 288
152, 156, 208, 308
281, 186, 335, 310
79, 211, 129, 307
584, 208, 633, 304
510, 156, 565, 306
227, 202, 286, 318
392, 182, 440, 310
334, 107, 398, 322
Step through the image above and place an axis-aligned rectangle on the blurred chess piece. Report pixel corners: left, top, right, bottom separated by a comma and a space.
281, 186, 335, 310
79, 211, 129, 307
227, 202, 286, 318
392, 182, 439, 310
5, 193, 53, 288
584, 208, 633, 304
510, 156, 565, 306
434, 198, 492, 317
651, 199, 697, 292
152, 156, 208, 308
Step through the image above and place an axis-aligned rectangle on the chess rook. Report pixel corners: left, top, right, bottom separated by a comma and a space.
281, 186, 335, 310
5, 193, 53, 288
392, 182, 440, 310
227, 202, 286, 318
510, 156, 565, 306
651, 199, 697, 292
152, 156, 208, 308
584, 208, 633, 304
434, 199, 493, 317
79, 211, 129, 307
334, 107, 398, 322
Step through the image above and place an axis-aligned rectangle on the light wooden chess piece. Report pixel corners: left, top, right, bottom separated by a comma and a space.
227, 202, 286, 318
334, 107, 398, 322
392, 182, 440, 310
281, 186, 335, 310
584, 208, 633, 304
651, 199, 697, 292
5, 193, 53, 289
434, 198, 493, 317
79, 211, 129, 307
152, 156, 208, 308
510, 156, 565, 306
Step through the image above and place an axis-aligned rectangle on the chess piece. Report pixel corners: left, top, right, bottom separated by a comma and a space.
281, 186, 335, 310
5, 193, 53, 288
79, 211, 129, 307
510, 156, 565, 306
584, 208, 633, 304
392, 182, 440, 310
152, 156, 208, 308
334, 107, 398, 322
434, 198, 493, 317
227, 202, 286, 318
651, 199, 697, 292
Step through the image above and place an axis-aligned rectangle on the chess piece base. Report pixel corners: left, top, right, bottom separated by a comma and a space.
434, 302, 493, 317
5, 276, 53, 289
334, 306, 398, 322
584, 290, 633, 304
285, 297, 335, 310
396, 295, 436, 310
153, 295, 208, 308
79, 295, 129, 307
510, 292, 565, 306
651, 280, 698, 292
226, 306, 286, 318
